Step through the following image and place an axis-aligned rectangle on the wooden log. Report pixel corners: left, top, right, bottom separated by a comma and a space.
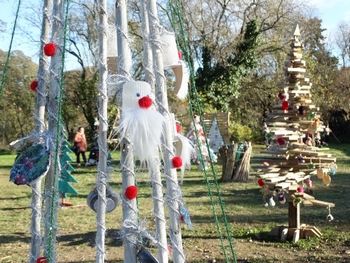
219, 146, 228, 178
222, 144, 236, 182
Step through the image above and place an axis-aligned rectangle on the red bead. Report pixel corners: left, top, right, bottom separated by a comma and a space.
125, 185, 138, 200
176, 123, 181, 133
257, 178, 264, 187
36, 257, 47, 263
30, 80, 38, 91
44, 42, 56, 56
281, 100, 289, 110
172, 156, 182, 168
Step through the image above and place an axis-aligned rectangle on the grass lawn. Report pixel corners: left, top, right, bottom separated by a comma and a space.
0, 142, 350, 262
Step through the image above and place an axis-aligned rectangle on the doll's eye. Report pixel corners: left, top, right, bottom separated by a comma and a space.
136, 92, 140, 97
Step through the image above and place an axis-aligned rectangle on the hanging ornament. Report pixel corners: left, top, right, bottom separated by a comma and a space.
326, 207, 334, 222
278, 92, 285, 100
36, 257, 47, 263
10, 144, 50, 186
268, 196, 276, 207
278, 192, 286, 204
117, 81, 165, 163
329, 163, 337, 176
172, 156, 183, 168
44, 42, 56, 56
125, 185, 138, 200
297, 153, 305, 163
180, 206, 194, 230
30, 80, 38, 92
298, 106, 306, 115
86, 186, 121, 213
322, 174, 331, 186
263, 162, 269, 166
277, 136, 285, 146
307, 162, 315, 169
293, 104, 299, 111
175, 123, 181, 133
137, 247, 159, 263
309, 111, 316, 120
178, 50, 182, 60
306, 178, 312, 188
257, 178, 265, 186
281, 100, 289, 110
297, 186, 304, 193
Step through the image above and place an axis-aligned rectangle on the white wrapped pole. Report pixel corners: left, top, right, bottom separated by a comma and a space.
30, 0, 52, 262
140, 0, 154, 89
115, 0, 137, 262
146, 0, 185, 262
95, 0, 108, 262
44, 0, 66, 262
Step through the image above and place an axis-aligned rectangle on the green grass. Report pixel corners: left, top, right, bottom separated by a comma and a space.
1, 143, 350, 262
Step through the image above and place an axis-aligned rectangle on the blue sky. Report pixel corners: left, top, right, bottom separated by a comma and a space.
1, 0, 349, 68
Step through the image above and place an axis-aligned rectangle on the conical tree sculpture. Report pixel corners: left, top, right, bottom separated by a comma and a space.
253, 24, 337, 242
58, 139, 78, 206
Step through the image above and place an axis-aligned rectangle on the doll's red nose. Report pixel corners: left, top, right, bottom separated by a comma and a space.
138, 96, 152, 109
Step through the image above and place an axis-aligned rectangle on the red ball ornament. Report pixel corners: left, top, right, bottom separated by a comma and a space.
257, 178, 265, 187
36, 257, 47, 263
30, 80, 38, 92
138, 96, 153, 109
278, 92, 285, 100
172, 156, 182, 168
263, 162, 269, 166
176, 123, 182, 133
297, 186, 304, 193
44, 42, 56, 56
277, 136, 285, 146
125, 185, 138, 200
281, 100, 289, 110
178, 51, 182, 60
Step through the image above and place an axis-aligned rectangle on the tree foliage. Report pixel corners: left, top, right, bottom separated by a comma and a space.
195, 20, 260, 112
0, 50, 38, 146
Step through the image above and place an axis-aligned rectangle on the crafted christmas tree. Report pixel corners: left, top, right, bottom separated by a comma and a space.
59, 139, 78, 206
252, 24, 337, 242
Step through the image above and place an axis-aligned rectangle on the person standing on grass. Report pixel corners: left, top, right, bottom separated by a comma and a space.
74, 127, 88, 166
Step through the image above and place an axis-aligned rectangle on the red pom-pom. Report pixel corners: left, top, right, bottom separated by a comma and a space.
172, 156, 182, 168
277, 136, 285, 146
30, 80, 38, 92
176, 123, 181, 133
178, 51, 182, 60
138, 96, 153, 109
278, 92, 285, 100
36, 257, 47, 263
257, 178, 265, 187
297, 186, 304, 193
281, 100, 289, 110
125, 185, 138, 200
168, 245, 172, 254
44, 42, 56, 56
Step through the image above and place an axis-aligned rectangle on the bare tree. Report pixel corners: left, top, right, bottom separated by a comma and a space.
334, 20, 350, 68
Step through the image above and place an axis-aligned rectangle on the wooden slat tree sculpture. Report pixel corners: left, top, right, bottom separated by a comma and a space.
252, 24, 337, 242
